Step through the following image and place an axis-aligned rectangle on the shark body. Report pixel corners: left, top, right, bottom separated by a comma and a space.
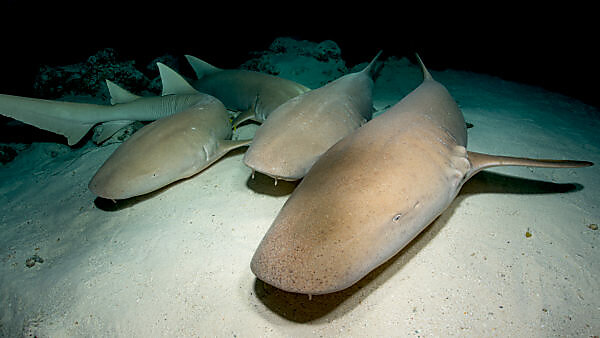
88, 92, 250, 200
242, 52, 382, 182
185, 55, 310, 124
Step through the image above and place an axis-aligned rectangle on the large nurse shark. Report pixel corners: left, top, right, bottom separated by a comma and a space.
88, 90, 251, 200
250, 55, 593, 296
87, 65, 253, 199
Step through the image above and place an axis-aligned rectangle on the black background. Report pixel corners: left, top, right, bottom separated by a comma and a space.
1, 2, 597, 108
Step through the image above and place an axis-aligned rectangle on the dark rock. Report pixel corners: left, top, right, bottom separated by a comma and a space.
33, 48, 159, 100
241, 37, 347, 89
266, 37, 342, 60
0, 144, 17, 164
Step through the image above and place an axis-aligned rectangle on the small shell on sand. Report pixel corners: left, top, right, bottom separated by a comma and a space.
25, 254, 44, 268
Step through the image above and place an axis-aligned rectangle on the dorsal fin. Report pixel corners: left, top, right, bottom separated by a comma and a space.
157, 62, 199, 96
184, 55, 221, 80
105, 80, 141, 105
415, 53, 434, 81
361, 50, 383, 79
464, 151, 593, 182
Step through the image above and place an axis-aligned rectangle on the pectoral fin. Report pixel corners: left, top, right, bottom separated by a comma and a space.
199, 138, 252, 171
232, 110, 258, 128
232, 94, 263, 128
219, 139, 252, 153
464, 151, 593, 182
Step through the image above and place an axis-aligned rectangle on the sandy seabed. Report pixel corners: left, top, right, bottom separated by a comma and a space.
0, 57, 598, 337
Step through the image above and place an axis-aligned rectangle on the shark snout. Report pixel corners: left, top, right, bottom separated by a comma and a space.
243, 149, 310, 182
88, 169, 131, 200
250, 217, 368, 295
250, 240, 347, 295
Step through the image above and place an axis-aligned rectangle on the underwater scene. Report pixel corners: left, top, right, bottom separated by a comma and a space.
0, 37, 599, 336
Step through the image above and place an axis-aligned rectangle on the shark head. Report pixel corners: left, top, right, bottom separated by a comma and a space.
89, 95, 234, 200
242, 96, 324, 182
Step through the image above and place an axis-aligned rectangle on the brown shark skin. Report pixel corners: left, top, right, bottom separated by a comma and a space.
250, 58, 592, 295
193, 70, 310, 123
89, 94, 249, 200
243, 53, 381, 181
185, 55, 310, 123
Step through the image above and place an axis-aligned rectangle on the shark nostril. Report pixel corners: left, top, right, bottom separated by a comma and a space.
392, 214, 403, 222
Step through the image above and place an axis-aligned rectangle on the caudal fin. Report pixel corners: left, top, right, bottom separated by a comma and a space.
0, 94, 100, 145
465, 151, 593, 182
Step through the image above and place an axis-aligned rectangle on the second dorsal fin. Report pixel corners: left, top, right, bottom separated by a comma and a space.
105, 80, 141, 105
157, 62, 199, 96
185, 55, 221, 80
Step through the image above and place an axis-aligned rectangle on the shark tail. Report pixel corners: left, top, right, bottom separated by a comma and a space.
465, 151, 593, 182
0, 94, 104, 145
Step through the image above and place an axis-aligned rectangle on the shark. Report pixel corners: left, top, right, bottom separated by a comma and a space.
250, 55, 593, 296
88, 90, 251, 200
184, 55, 311, 125
243, 51, 382, 183
0, 63, 216, 146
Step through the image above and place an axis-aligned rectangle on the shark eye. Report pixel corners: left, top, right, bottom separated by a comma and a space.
392, 214, 403, 222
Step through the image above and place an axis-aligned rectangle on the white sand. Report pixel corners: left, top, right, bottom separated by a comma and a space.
1, 57, 599, 337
